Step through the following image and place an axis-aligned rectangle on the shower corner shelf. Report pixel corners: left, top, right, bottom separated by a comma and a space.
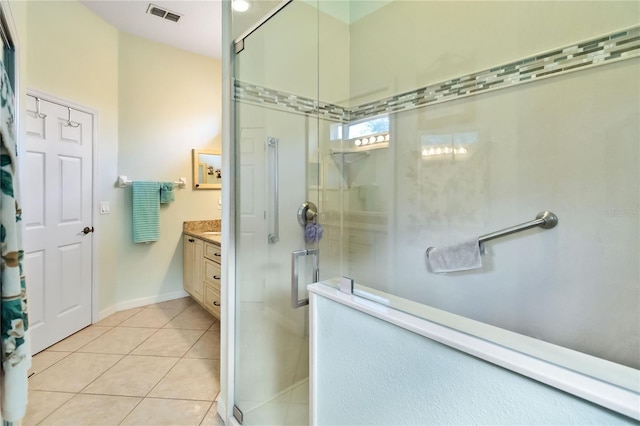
330, 142, 388, 164
329, 150, 370, 164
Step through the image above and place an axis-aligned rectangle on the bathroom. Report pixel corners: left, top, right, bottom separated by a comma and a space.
1, 1, 225, 423
230, 0, 638, 423
1, 0, 639, 425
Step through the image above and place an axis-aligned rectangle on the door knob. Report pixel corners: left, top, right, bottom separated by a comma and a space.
82, 226, 94, 234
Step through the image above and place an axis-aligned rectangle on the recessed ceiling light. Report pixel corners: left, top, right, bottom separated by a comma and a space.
233, 0, 250, 12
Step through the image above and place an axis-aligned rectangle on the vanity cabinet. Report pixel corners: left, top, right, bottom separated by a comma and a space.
183, 234, 222, 319
202, 243, 222, 318
183, 235, 204, 301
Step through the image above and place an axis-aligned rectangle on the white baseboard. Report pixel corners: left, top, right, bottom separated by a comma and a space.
97, 305, 118, 322
216, 397, 227, 424
97, 290, 190, 321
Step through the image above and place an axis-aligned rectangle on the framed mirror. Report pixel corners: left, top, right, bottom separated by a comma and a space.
192, 149, 222, 189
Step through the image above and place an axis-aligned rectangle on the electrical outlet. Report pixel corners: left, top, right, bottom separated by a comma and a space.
100, 202, 110, 215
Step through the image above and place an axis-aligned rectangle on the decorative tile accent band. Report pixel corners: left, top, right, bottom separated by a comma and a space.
234, 81, 351, 122
348, 26, 640, 121
235, 26, 640, 123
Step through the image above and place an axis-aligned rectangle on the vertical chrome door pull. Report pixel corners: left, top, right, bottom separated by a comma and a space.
267, 137, 279, 244
291, 248, 319, 308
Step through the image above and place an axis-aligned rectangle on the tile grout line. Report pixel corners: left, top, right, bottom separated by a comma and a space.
30, 320, 128, 425
32, 311, 136, 422
75, 303, 189, 424
112, 306, 182, 426
122, 302, 217, 424
111, 302, 193, 426
142, 322, 210, 400
28, 298, 220, 425
45, 325, 114, 353
72, 311, 177, 395
198, 400, 216, 426
107, 305, 190, 402
28, 351, 74, 378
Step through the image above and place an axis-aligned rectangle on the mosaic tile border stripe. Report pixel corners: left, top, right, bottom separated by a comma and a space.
235, 26, 640, 123
349, 26, 640, 121
234, 81, 350, 122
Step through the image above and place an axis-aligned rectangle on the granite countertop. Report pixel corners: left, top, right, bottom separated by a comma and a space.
183, 220, 222, 246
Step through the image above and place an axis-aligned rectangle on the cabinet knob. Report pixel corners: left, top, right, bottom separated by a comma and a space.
213, 275, 220, 280
213, 301, 220, 307
188, 238, 195, 243
214, 253, 221, 257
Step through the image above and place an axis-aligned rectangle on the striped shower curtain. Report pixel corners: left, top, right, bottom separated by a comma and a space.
0, 48, 30, 424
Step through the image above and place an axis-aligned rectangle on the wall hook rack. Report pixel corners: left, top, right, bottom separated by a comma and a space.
35, 97, 47, 119
64, 107, 80, 128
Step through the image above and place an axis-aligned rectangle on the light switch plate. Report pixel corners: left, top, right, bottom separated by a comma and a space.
100, 202, 110, 215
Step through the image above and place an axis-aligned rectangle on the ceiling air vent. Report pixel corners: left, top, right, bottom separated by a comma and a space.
146, 4, 182, 23
164, 12, 181, 23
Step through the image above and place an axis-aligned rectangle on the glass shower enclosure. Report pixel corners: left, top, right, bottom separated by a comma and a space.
232, 2, 323, 424
230, 1, 640, 423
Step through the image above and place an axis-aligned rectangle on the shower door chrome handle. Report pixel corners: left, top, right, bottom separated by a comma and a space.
291, 248, 319, 309
267, 137, 279, 244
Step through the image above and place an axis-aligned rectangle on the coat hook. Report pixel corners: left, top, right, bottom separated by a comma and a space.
65, 107, 80, 128
35, 97, 47, 119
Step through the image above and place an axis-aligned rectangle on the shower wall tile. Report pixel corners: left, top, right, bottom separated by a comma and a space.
234, 81, 351, 123
234, 26, 640, 123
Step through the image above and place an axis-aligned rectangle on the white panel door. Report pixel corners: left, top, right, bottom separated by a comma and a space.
238, 125, 267, 304
23, 95, 93, 354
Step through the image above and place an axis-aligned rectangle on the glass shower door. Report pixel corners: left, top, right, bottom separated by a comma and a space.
232, 2, 320, 424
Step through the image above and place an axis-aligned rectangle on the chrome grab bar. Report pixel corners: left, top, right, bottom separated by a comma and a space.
291, 249, 319, 309
426, 210, 558, 254
267, 137, 279, 244
478, 210, 558, 243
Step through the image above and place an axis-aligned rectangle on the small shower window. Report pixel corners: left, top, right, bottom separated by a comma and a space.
329, 115, 390, 141
348, 116, 389, 139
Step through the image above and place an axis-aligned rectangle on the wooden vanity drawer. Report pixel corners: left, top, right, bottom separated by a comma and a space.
203, 258, 221, 291
204, 242, 222, 263
203, 284, 221, 319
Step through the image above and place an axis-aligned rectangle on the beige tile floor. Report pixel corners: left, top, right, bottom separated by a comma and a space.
24, 297, 224, 426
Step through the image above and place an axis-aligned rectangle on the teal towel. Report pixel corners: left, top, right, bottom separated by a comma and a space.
160, 182, 175, 204
132, 181, 160, 243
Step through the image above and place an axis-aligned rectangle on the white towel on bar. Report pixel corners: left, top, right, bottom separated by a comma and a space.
427, 238, 482, 273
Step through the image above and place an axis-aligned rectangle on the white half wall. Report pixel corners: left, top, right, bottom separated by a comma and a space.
310, 283, 638, 425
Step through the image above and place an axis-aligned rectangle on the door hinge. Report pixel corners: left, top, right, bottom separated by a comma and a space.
234, 39, 244, 55
233, 405, 244, 424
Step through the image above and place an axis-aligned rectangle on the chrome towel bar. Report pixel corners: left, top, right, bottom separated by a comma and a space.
478, 210, 558, 243
118, 175, 186, 188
